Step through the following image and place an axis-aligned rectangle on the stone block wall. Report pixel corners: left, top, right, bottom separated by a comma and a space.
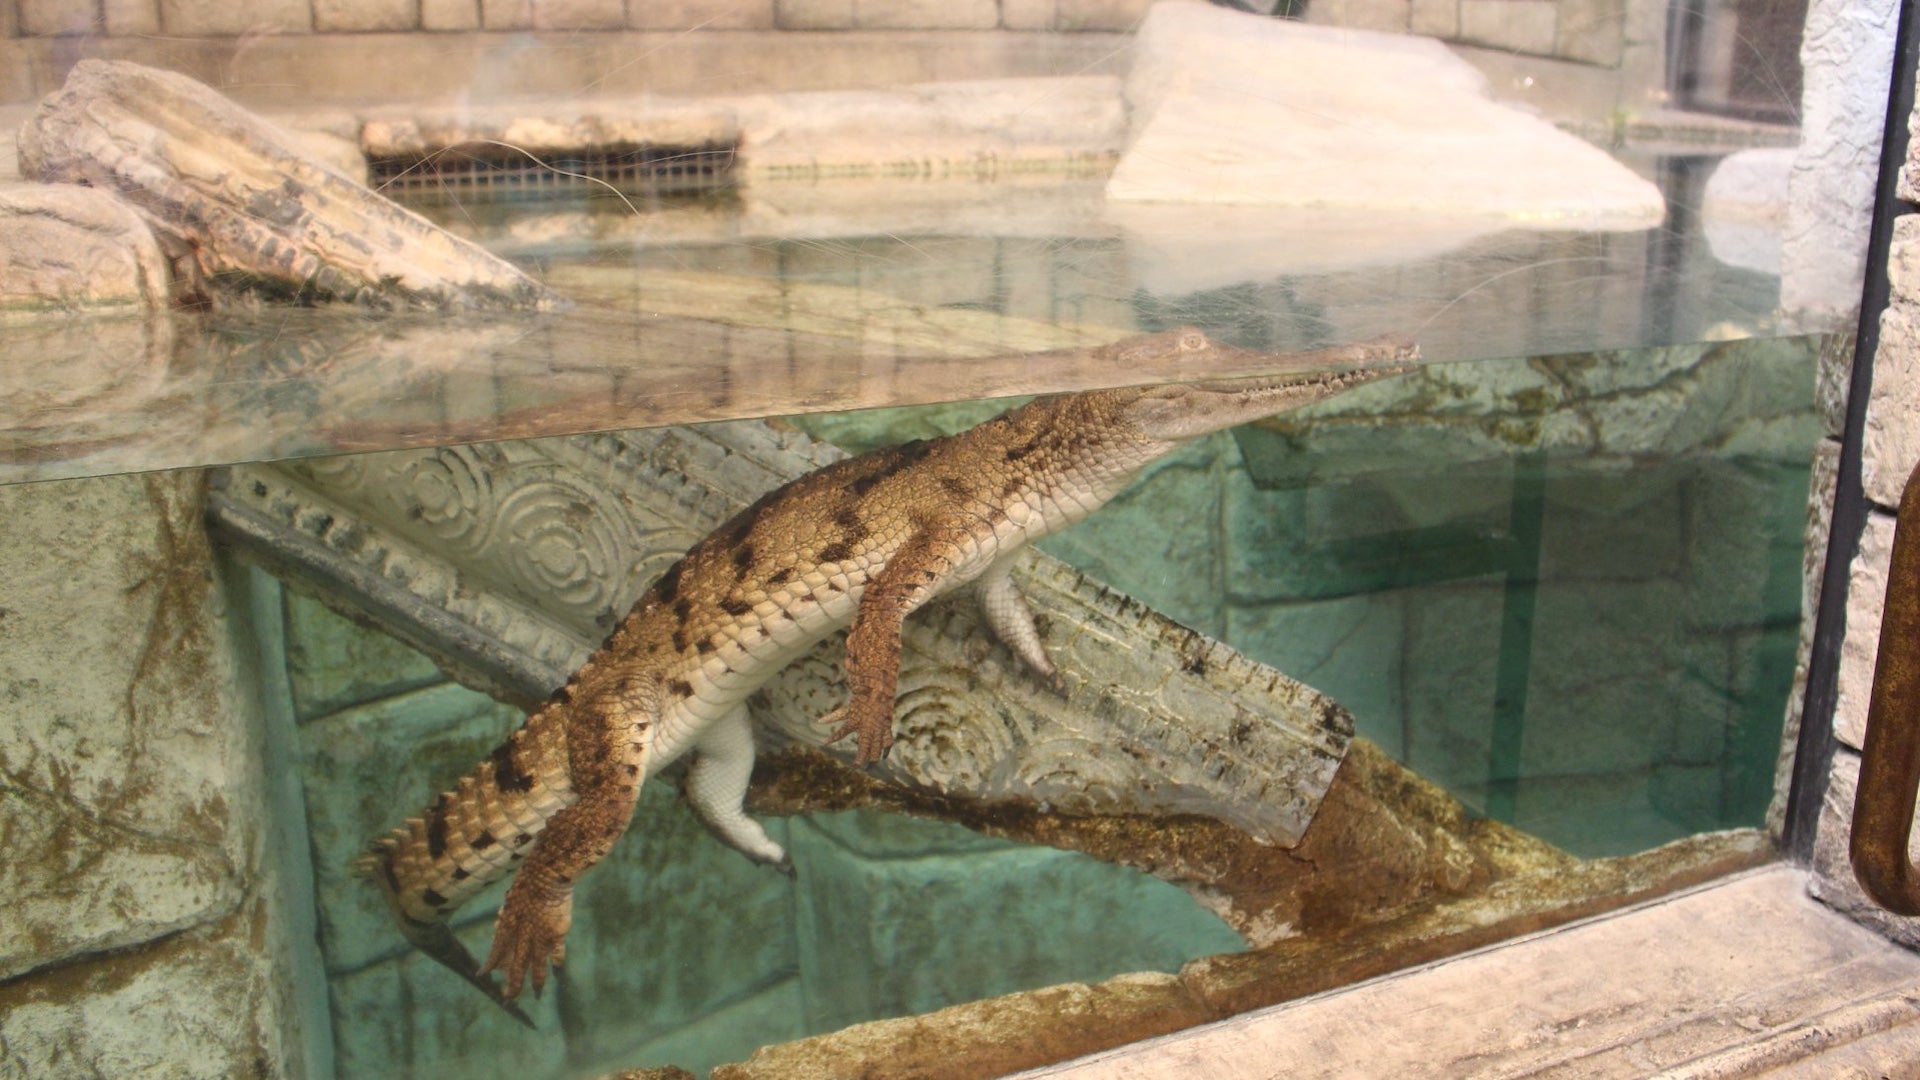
1297, 0, 1628, 67
0, 471, 313, 1079
1307, 0, 1623, 65
0, 0, 1160, 35
1806, 66, 1920, 947
1, 0, 1649, 93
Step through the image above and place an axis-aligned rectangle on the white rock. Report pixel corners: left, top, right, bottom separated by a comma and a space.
0, 183, 170, 313
18, 60, 557, 311
1782, 0, 1898, 317
1702, 147, 1792, 275
1864, 301, 1920, 508
1107, 1, 1665, 226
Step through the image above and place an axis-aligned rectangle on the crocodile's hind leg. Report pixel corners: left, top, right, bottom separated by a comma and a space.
977, 556, 1066, 695
484, 688, 653, 999
687, 705, 791, 872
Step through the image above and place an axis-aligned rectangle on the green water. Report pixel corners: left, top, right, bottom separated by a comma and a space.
243, 314, 1823, 1079
802, 335, 1822, 858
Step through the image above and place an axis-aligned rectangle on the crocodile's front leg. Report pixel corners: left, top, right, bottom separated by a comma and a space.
824, 523, 969, 765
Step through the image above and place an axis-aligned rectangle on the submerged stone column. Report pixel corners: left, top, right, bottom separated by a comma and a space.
0, 471, 315, 1077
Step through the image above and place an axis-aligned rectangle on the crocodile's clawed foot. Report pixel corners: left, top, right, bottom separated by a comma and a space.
820, 700, 895, 767
482, 881, 573, 1001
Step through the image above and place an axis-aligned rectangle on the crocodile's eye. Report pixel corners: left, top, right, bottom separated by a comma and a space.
1179, 331, 1207, 352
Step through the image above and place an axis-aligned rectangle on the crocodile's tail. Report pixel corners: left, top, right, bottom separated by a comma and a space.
355, 701, 576, 1024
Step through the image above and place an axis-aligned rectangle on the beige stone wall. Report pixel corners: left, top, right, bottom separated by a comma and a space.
2, 0, 1631, 72
1806, 72, 1920, 944
0, 0, 1160, 34
0, 471, 313, 1077
0, 0, 1661, 120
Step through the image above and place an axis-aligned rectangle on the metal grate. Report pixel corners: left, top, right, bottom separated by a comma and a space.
368, 141, 739, 199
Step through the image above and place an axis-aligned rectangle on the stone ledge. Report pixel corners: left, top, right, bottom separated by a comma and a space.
1021, 866, 1920, 1078
356, 76, 1125, 186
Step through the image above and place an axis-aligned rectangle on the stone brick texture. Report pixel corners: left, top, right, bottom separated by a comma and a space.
313, 0, 416, 31
629, 0, 774, 29
1, 0, 1619, 59
0, 473, 301, 1076
1807, 42, 1920, 945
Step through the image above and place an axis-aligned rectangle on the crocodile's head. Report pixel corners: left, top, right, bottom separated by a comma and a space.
1097, 327, 1419, 443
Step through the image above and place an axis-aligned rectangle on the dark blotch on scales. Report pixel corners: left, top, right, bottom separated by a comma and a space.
491, 740, 533, 793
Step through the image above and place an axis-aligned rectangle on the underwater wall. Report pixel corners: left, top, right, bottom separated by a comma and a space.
0, 471, 311, 1076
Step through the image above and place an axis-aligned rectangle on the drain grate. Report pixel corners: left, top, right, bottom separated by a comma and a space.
368, 141, 739, 198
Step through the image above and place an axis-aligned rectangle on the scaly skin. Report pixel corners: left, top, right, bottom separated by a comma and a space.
358, 327, 1417, 1020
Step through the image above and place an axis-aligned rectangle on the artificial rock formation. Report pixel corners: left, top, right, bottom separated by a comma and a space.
16, 60, 558, 311
0, 471, 305, 1078
1109, 1, 1664, 225
0, 183, 169, 314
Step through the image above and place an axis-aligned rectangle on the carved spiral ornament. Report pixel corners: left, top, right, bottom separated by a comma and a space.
493, 478, 630, 618
887, 676, 1024, 796
400, 449, 495, 549
1009, 729, 1144, 814
299, 452, 369, 491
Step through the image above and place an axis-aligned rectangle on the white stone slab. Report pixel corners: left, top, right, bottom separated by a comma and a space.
1835, 508, 1895, 751
1865, 300, 1920, 508
1107, 0, 1664, 226
1702, 146, 1791, 275
1782, 0, 1898, 316
1018, 867, 1920, 1079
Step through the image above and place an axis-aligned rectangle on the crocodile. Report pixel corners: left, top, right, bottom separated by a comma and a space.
358, 327, 1416, 1024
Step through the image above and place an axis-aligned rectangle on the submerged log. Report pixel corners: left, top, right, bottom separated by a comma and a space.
16, 60, 559, 312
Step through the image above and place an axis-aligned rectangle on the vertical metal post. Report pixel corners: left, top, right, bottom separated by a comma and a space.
1853, 461, 1920, 913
